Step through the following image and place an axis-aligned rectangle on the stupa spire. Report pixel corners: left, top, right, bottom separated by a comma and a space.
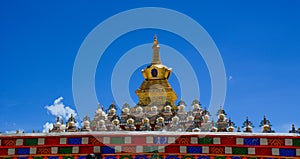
136, 36, 177, 111
152, 35, 162, 64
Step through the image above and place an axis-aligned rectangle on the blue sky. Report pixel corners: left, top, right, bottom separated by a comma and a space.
0, 1, 300, 133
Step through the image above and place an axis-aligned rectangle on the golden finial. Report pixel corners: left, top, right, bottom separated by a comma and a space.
98, 103, 100, 109
153, 34, 158, 45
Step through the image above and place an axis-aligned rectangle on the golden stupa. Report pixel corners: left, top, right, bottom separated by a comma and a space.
135, 35, 177, 111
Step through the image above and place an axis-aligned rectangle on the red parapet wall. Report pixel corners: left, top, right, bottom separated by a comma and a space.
0, 132, 300, 159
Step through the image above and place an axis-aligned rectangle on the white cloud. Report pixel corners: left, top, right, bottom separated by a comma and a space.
43, 97, 79, 132
5, 129, 24, 134
45, 97, 77, 119
42, 122, 54, 133
5, 131, 15, 134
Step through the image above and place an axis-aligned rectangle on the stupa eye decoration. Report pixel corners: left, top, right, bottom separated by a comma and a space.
151, 68, 158, 77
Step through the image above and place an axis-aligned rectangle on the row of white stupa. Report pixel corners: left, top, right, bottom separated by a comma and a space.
49, 101, 284, 133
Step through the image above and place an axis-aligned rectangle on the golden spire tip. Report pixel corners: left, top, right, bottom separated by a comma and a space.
153, 34, 158, 45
